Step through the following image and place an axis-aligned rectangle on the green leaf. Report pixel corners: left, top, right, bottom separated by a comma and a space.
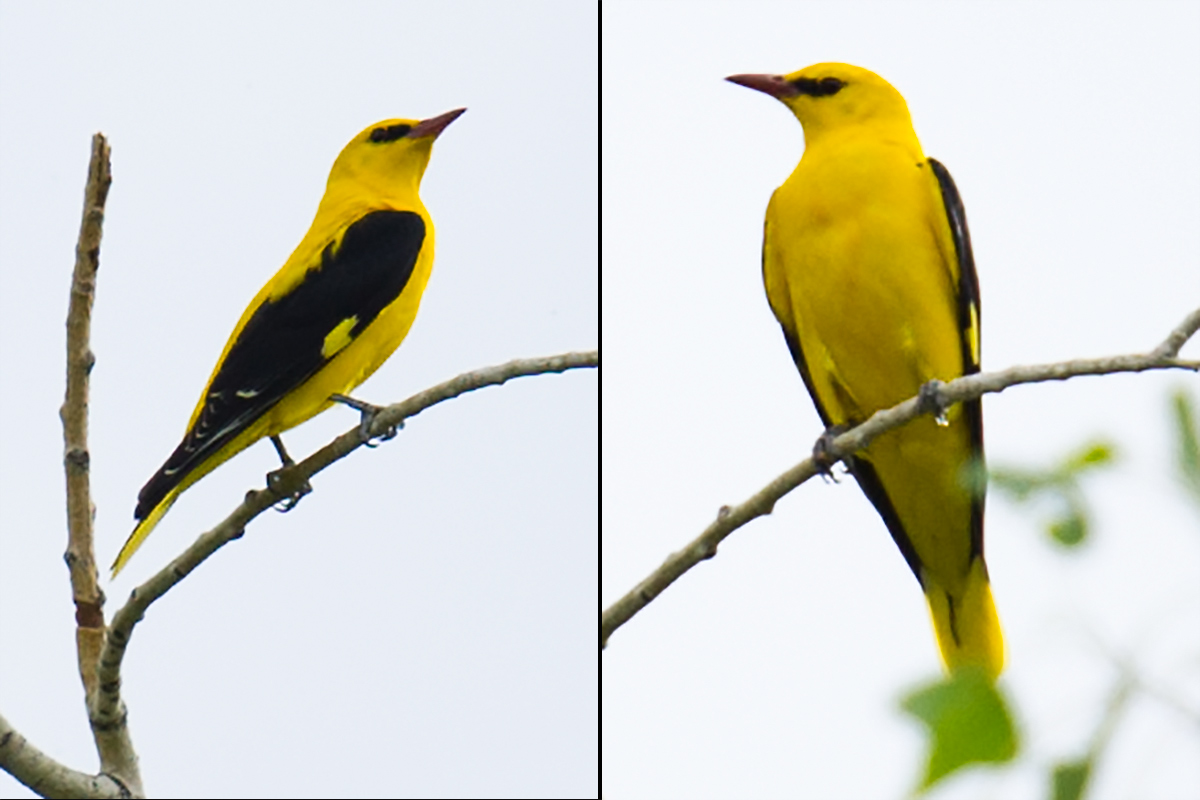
1061, 440, 1117, 474
990, 468, 1054, 501
1048, 513, 1086, 546
1050, 758, 1091, 800
993, 438, 1116, 551
901, 669, 1019, 792
1048, 493, 1090, 547
1171, 389, 1200, 504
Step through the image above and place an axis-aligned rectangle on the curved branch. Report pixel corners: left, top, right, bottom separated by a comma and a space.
98, 350, 598, 724
601, 309, 1199, 648
0, 713, 128, 799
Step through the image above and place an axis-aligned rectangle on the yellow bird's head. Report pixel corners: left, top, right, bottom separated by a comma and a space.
327, 108, 466, 197
727, 63, 914, 147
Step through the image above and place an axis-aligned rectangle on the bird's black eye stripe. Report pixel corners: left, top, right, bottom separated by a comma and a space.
790, 77, 846, 97
369, 124, 412, 143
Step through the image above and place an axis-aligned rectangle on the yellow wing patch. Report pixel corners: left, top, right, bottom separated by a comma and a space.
322, 316, 359, 359
967, 301, 980, 369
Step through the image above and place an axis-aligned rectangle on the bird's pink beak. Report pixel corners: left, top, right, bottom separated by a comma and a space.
408, 108, 467, 139
726, 73, 799, 99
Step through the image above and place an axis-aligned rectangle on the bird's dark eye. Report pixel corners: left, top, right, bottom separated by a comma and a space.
369, 124, 412, 143
819, 77, 845, 94
790, 77, 846, 97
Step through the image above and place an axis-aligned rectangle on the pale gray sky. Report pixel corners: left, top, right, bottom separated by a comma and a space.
0, 3, 597, 798
603, 2, 1198, 798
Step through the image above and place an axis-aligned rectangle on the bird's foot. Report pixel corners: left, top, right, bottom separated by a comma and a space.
267, 474, 312, 512
267, 435, 312, 511
917, 380, 950, 426
330, 393, 402, 447
812, 424, 850, 482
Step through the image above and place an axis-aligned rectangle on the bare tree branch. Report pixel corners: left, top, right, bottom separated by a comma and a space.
601, 309, 1199, 648
97, 350, 599, 724
61, 134, 143, 796
0, 133, 142, 800
0, 713, 128, 800
62, 133, 109, 688
62, 133, 108, 649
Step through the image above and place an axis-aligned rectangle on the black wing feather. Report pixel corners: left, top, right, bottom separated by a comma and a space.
770, 160, 985, 584
929, 157, 986, 561
136, 209, 425, 519
845, 160, 985, 581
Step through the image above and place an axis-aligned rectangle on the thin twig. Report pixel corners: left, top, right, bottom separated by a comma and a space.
97, 350, 599, 720
601, 309, 1199, 648
1051, 671, 1136, 800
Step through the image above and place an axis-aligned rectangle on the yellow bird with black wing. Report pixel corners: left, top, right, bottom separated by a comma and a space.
728, 64, 1002, 678
112, 108, 465, 576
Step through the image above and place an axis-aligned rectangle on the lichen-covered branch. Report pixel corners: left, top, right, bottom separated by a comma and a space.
601, 309, 1199, 648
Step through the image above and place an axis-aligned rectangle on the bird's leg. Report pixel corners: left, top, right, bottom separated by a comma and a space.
270, 434, 296, 467
267, 434, 312, 512
330, 393, 402, 447
812, 424, 850, 482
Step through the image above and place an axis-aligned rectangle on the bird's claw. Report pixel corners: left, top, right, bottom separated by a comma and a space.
330, 393, 403, 446
266, 468, 312, 512
917, 379, 947, 415
812, 424, 849, 482
266, 434, 312, 511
